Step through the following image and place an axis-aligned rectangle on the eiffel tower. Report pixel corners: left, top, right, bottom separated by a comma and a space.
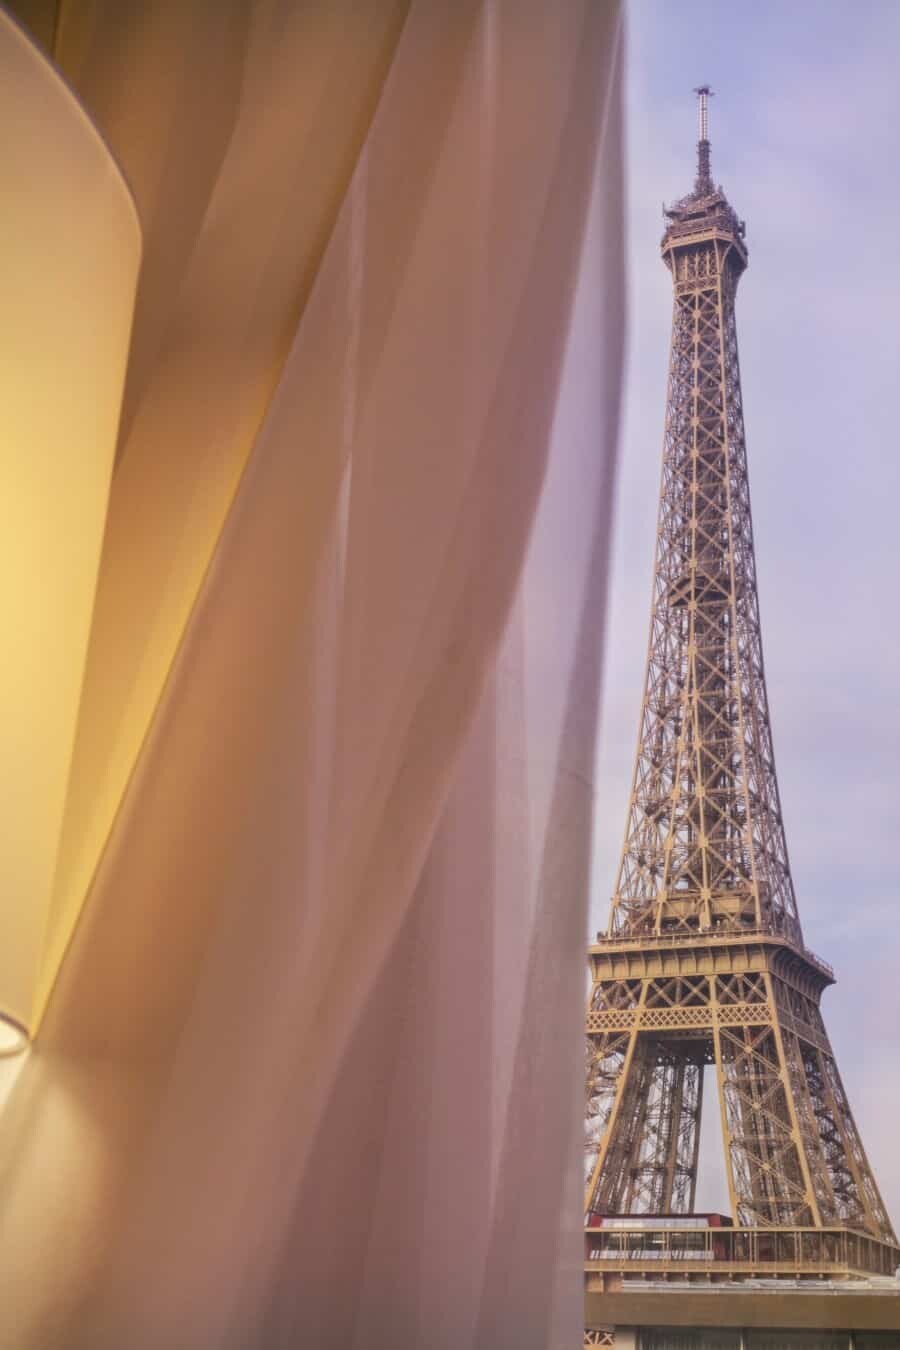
584, 90, 898, 1279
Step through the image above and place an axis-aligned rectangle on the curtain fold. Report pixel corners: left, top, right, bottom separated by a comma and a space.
35, 0, 412, 1023
0, 2, 625, 1346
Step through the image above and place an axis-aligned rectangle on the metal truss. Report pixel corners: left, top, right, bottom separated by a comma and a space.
608, 184, 799, 946
585, 961, 896, 1242
584, 96, 897, 1273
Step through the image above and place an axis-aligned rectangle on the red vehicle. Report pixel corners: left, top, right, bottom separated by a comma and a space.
585, 1213, 733, 1261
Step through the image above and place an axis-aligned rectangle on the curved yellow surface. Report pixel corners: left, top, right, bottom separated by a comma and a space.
0, 11, 141, 1032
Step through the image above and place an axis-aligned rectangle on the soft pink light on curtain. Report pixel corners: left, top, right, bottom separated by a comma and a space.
0, 2, 624, 1347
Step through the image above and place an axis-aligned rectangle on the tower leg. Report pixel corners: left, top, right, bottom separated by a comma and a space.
622, 1047, 703, 1214
713, 1016, 814, 1227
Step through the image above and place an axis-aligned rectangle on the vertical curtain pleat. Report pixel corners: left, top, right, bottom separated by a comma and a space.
35, 0, 412, 1023
340, 42, 625, 1350
0, 2, 624, 1346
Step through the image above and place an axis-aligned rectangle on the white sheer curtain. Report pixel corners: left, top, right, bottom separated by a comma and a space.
0, 3, 625, 1346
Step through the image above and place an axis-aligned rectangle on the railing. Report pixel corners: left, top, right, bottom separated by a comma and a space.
804, 947, 835, 980
589, 927, 835, 982
584, 1225, 900, 1280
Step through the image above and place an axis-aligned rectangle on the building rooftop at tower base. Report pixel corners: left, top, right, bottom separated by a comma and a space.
586, 1278, 900, 1346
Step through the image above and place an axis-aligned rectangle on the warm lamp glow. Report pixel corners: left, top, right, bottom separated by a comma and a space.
0, 11, 141, 1032
0, 1015, 28, 1058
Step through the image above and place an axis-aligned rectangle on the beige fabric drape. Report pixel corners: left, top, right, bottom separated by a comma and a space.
34, 0, 412, 1022
0, 2, 625, 1346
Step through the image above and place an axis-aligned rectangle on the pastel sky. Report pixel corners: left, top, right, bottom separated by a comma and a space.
590, 0, 900, 1221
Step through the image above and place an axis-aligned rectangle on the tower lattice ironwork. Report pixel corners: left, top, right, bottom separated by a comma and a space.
583, 91, 897, 1260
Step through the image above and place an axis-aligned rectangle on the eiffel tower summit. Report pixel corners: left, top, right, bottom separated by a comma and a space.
583, 90, 900, 1349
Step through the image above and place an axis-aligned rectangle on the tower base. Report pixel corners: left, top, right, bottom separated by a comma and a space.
585, 1278, 900, 1347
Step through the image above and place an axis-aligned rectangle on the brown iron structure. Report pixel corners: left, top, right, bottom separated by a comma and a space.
583, 90, 898, 1286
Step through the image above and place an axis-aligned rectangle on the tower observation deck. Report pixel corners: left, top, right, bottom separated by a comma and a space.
583, 89, 899, 1328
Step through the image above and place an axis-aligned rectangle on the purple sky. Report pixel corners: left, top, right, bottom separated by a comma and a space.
590, 1, 900, 1222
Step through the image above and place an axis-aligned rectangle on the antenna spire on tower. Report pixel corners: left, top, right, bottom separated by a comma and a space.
693, 84, 713, 193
